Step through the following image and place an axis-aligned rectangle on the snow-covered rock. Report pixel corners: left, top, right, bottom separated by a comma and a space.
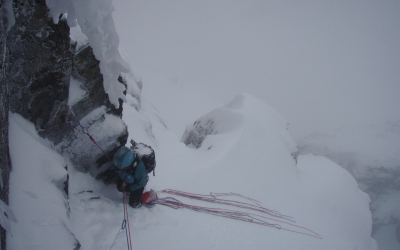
2, 0, 133, 184
2, 1, 135, 246
46, 0, 135, 109
181, 93, 299, 162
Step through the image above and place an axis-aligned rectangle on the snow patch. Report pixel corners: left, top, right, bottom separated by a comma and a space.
2, 0, 15, 32
69, 24, 88, 52
122, 103, 155, 146
45, 0, 76, 26
120, 71, 141, 109
68, 76, 87, 106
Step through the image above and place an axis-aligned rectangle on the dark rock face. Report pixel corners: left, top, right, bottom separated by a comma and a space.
63, 44, 127, 182
2, 0, 129, 192
1, 0, 131, 248
0, 46, 10, 250
70, 45, 123, 120
64, 26, 129, 182
0, 93, 10, 250
6, 0, 74, 145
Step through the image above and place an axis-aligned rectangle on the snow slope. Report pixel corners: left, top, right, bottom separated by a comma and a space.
136, 93, 376, 250
7, 113, 77, 250
298, 122, 400, 249
7, 93, 377, 249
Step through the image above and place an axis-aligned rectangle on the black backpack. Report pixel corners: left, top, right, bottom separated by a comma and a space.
129, 139, 156, 176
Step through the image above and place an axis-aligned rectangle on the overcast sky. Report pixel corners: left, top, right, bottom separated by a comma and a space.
112, 0, 400, 139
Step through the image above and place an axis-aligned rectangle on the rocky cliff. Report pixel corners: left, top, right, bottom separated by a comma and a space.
1, 1, 136, 248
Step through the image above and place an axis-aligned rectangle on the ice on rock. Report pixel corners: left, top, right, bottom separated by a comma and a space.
46, 0, 138, 108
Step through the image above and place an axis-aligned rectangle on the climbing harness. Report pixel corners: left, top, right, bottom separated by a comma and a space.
147, 189, 323, 240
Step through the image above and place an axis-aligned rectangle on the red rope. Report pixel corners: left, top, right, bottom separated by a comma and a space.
71, 114, 113, 162
87, 133, 113, 162
198, 204, 323, 239
150, 190, 323, 240
161, 189, 289, 220
124, 186, 133, 250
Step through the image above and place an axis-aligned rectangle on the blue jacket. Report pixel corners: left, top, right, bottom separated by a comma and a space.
115, 161, 147, 191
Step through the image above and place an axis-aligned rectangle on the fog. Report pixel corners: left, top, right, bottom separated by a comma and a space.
112, 0, 400, 140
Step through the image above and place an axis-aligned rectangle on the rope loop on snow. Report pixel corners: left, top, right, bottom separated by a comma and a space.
148, 189, 323, 240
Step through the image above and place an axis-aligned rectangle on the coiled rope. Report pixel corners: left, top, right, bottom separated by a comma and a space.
148, 189, 323, 240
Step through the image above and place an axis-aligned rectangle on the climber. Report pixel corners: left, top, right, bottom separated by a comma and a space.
113, 146, 148, 208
